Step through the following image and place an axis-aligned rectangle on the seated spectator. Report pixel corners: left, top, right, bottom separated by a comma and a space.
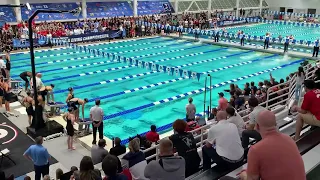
186, 97, 196, 122
293, 80, 320, 140
251, 82, 258, 95
208, 108, 218, 120
226, 107, 245, 137
56, 168, 63, 179
202, 111, 244, 170
102, 155, 128, 180
217, 92, 229, 111
43, 175, 50, 180
239, 110, 305, 180
110, 137, 126, 156
144, 139, 185, 180
234, 91, 245, 110
60, 166, 78, 180
71, 170, 80, 180
80, 156, 101, 180
243, 82, 251, 96
242, 97, 265, 148
169, 119, 201, 177
122, 138, 148, 180
91, 139, 109, 164
24, 176, 31, 180
145, 125, 160, 143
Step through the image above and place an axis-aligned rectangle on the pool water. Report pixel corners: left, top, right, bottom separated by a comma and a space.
10, 36, 304, 140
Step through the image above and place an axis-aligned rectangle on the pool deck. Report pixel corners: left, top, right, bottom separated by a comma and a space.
166, 33, 320, 61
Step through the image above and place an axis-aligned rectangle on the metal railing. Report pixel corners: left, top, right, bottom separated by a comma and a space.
140, 61, 318, 161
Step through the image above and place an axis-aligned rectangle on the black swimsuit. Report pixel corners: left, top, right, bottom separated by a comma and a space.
20, 71, 29, 83
40, 89, 48, 101
67, 100, 79, 111
66, 115, 74, 136
3, 86, 10, 101
26, 101, 34, 116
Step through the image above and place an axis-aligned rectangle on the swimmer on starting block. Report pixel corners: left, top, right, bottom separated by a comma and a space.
19, 71, 32, 91
39, 84, 55, 104
67, 98, 88, 121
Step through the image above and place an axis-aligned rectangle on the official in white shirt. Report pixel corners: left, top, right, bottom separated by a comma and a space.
90, 99, 104, 144
202, 111, 244, 170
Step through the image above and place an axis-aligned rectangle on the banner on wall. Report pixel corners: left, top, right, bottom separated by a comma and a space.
67, 30, 125, 43
12, 38, 48, 48
217, 19, 247, 26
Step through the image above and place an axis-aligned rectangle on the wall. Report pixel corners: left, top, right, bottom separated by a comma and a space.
1, 0, 129, 4
266, 0, 320, 14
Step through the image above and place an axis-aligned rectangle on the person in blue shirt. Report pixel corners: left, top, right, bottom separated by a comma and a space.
313, 39, 319, 57
23, 136, 51, 180
284, 36, 290, 53
264, 32, 270, 49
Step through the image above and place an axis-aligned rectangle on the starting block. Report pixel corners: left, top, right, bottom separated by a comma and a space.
77, 118, 92, 136
47, 102, 66, 116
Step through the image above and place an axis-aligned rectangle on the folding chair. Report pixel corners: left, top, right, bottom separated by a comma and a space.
0, 148, 16, 167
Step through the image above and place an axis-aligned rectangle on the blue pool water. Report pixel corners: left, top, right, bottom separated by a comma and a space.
10, 36, 304, 140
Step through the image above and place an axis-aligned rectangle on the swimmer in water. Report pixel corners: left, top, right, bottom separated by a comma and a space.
67, 98, 88, 121
66, 87, 74, 103
19, 71, 32, 91
23, 91, 34, 125
39, 84, 55, 104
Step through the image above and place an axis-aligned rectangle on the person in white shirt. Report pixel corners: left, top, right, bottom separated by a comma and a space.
202, 111, 244, 170
30, 73, 44, 91
90, 99, 104, 144
226, 107, 245, 137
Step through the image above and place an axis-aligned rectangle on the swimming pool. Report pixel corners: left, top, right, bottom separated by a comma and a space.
10, 36, 305, 140
224, 23, 320, 41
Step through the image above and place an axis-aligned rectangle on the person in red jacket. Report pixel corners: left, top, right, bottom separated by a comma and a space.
145, 125, 160, 143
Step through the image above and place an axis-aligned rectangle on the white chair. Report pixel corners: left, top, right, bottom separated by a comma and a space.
0, 148, 16, 167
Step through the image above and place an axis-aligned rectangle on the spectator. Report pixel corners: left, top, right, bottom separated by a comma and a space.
250, 82, 258, 95
295, 67, 305, 101
144, 139, 185, 180
122, 138, 148, 180
243, 82, 251, 96
90, 99, 104, 144
186, 97, 196, 121
102, 155, 128, 180
226, 107, 245, 137
43, 175, 50, 180
71, 170, 80, 180
239, 110, 305, 180
23, 136, 50, 180
293, 80, 320, 140
24, 176, 31, 180
208, 108, 218, 120
169, 119, 201, 177
202, 111, 244, 170
91, 139, 109, 164
234, 91, 245, 110
145, 125, 160, 143
241, 97, 265, 148
56, 168, 63, 179
79, 156, 101, 180
217, 92, 228, 111
60, 166, 78, 180
110, 137, 126, 156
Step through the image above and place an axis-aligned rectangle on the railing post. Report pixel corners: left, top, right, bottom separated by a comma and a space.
200, 128, 204, 146
156, 145, 159, 160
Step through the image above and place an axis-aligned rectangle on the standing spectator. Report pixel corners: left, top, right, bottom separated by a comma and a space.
23, 136, 51, 180
145, 125, 160, 143
169, 119, 201, 177
241, 97, 266, 148
217, 92, 228, 111
186, 97, 196, 122
90, 99, 104, 144
239, 110, 305, 180
313, 38, 319, 57
202, 111, 244, 170
122, 138, 148, 180
102, 155, 128, 180
295, 67, 305, 102
250, 82, 258, 95
144, 139, 185, 180
91, 139, 109, 165
79, 156, 101, 180
110, 137, 126, 156
293, 80, 320, 140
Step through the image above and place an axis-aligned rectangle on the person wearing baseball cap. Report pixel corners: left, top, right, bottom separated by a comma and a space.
218, 92, 228, 111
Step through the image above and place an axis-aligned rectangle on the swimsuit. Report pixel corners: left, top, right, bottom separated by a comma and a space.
3, 86, 10, 101
20, 71, 29, 83
26, 101, 34, 116
66, 115, 74, 136
40, 89, 48, 101
67, 100, 79, 111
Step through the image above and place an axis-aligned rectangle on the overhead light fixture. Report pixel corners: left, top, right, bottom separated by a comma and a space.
26, 3, 31, 10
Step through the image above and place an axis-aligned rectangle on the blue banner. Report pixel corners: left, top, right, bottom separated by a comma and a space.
0, 7, 17, 23
86, 2, 133, 18
13, 38, 48, 48
137, 0, 174, 15
68, 30, 123, 43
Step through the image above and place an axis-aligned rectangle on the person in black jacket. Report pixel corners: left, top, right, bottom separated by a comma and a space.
169, 119, 201, 177
110, 137, 126, 157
